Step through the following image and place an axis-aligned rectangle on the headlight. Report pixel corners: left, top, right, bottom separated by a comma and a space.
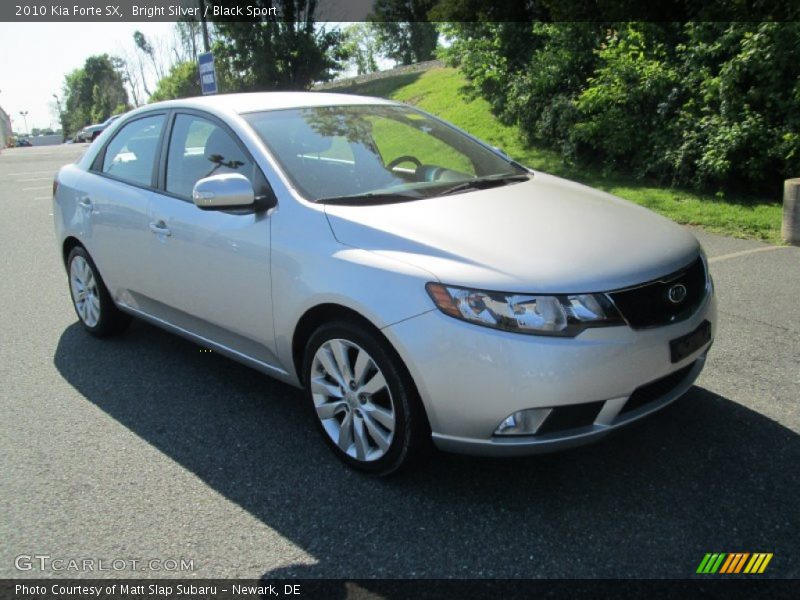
425, 282, 622, 337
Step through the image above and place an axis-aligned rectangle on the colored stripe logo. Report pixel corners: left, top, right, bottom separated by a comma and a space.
696, 553, 773, 574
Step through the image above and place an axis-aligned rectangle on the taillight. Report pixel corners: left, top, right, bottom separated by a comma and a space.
53, 178, 59, 198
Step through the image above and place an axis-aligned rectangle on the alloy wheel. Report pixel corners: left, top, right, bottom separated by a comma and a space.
310, 338, 396, 462
69, 255, 100, 327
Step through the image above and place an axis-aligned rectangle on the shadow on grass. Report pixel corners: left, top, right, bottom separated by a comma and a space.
523, 154, 780, 209
54, 320, 799, 579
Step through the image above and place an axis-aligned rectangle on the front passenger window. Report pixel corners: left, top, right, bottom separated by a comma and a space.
165, 114, 254, 200
101, 115, 165, 187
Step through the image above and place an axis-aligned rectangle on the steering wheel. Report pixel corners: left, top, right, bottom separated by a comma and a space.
386, 155, 422, 171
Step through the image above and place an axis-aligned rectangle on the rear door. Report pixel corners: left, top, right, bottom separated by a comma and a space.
83, 113, 166, 304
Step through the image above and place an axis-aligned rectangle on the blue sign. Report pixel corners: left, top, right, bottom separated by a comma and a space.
198, 52, 218, 95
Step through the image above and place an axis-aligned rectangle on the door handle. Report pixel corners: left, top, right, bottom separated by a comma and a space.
78, 197, 92, 210
149, 220, 172, 236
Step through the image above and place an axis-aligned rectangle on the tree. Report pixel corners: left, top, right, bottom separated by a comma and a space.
208, 0, 344, 91
369, 0, 438, 66
149, 62, 202, 102
133, 31, 167, 81
61, 54, 129, 136
341, 23, 380, 75
114, 52, 143, 106
174, 19, 204, 64
117, 23, 204, 105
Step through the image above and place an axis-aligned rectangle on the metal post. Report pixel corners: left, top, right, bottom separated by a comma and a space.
52, 94, 65, 142
199, 0, 210, 52
782, 179, 800, 246
18, 111, 29, 135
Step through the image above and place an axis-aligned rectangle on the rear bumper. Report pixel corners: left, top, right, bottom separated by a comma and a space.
382, 290, 716, 457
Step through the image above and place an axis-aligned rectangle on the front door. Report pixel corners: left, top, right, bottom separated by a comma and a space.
145, 112, 278, 367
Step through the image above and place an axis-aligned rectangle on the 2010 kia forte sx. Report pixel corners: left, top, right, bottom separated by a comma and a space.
53, 93, 716, 474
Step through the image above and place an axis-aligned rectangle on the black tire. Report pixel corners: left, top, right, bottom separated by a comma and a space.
66, 246, 131, 337
302, 319, 431, 475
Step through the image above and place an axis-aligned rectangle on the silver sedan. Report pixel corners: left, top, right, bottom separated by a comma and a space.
53, 93, 716, 474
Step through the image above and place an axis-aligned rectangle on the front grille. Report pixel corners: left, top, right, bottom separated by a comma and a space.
607, 257, 707, 329
536, 400, 605, 435
619, 362, 696, 416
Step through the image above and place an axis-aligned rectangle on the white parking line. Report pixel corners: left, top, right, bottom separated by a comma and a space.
34, 196, 51, 200
4, 170, 58, 176
15, 176, 53, 182
2, 152, 62, 157
22, 186, 51, 191
709, 246, 789, 264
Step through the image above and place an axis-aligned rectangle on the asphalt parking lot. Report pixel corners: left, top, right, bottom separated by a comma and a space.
1, 143, 798, 580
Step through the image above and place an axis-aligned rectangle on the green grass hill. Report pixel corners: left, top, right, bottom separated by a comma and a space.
323, 66, 783, 243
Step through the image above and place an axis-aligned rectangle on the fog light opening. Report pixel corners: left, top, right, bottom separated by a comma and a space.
494, 408, 551, 436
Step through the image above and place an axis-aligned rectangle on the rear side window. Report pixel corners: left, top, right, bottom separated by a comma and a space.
101, 115, 165, 187
165, 114, 254, 200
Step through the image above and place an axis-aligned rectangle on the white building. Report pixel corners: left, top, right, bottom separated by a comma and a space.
0, 105, 12, 149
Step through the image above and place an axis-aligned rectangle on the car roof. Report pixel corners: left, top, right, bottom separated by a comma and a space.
146, 91, 396, 115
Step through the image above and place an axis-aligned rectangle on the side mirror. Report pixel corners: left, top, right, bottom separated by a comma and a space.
192, 173, 255, 210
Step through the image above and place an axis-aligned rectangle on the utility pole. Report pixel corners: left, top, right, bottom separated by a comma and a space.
199, 0, 210, 52
19, 111, 29, 135
52, 94, 65, 142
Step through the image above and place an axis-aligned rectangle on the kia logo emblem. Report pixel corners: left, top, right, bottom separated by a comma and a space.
668, 283, 688, 304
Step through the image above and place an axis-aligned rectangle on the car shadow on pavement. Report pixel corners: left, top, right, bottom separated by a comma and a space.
54, 320, 800, 579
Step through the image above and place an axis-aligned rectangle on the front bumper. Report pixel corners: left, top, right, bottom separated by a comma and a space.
382, 290, 716, 456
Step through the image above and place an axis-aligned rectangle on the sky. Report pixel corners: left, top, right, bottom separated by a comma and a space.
0, 18, 380, 135
0, 22, 176, 132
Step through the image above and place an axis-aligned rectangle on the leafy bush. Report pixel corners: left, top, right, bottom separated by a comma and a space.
572, 24, 682, 178
667, 23, 800, 194
441, 21, 800, 199
508, 24, 604, 154
149, 62, 201, 102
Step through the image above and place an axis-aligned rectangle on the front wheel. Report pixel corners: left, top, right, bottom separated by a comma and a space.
303, 320, 430, 475
67, 246, 130, 337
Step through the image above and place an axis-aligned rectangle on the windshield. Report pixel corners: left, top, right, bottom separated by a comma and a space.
243, 105, 528, 203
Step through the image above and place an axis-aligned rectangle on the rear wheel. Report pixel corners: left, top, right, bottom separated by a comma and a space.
303, 320, 429, 475
67, 246, 130, 337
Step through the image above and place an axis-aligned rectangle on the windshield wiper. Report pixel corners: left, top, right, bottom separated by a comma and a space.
317, 173, 530, 204
317, 191, 424, 205
435, 173, 530, 197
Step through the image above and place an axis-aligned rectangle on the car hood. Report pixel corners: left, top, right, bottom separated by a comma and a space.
323, 172, 701, 293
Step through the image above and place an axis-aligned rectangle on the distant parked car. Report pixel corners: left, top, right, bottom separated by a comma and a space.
76, 114, 125, 143
15, 138, 32, 147
82, 124, 104, 142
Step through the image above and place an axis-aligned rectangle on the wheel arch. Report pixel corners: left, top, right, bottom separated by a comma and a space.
292, 303, 382, 384
62, 236, 84, 268
291, 302, 427, 418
